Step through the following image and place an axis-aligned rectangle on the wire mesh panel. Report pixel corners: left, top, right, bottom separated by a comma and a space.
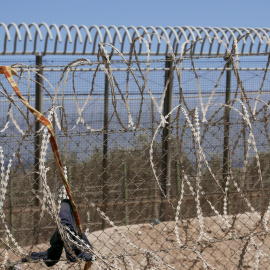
1, 47, 270, 269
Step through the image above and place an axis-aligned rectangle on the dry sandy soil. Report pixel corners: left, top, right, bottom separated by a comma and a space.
2, 212, 270, 269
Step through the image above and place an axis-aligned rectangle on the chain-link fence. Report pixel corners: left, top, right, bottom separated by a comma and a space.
1, 53, 270, 269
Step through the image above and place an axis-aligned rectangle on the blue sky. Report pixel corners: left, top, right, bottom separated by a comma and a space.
1, 0, 269, 28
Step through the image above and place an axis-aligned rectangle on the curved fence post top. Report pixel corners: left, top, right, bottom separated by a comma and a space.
0, 23, 269, 56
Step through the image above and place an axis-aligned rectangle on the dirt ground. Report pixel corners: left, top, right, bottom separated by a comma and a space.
2, 212, 270, 269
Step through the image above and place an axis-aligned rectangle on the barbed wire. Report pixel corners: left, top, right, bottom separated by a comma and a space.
0, 34, 270, 269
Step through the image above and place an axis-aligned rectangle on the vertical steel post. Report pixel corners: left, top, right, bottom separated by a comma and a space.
123, 163, 129, 225
176, 161, 181, 200
151, 98, 159, 219
52, 113, 58, 190
102, 66, 109, 230
240, 111, 247, 191
176, 161, 182, 220
222, 57, 231, 212
160, 54, 173, 221
10, 179, 14, 235
34, 54, 43, 244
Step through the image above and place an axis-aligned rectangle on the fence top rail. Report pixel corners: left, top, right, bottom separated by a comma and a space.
1, 23, 270, 56
17, 67, 270, 72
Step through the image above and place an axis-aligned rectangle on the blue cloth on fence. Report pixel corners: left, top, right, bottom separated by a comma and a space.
22, 199, 93, 267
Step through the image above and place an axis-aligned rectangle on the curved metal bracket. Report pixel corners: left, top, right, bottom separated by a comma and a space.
0, 23, 269, 56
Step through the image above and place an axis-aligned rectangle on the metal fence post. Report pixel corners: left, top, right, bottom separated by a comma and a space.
123, 163, 129, 225
160, 54, 173, 221
151, 97, 160, 219
222, 57, 231, 213
176, 161, 182, 200
34, 53, 43, 244
102, 64, 110, 230
10, 179, 14, 236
